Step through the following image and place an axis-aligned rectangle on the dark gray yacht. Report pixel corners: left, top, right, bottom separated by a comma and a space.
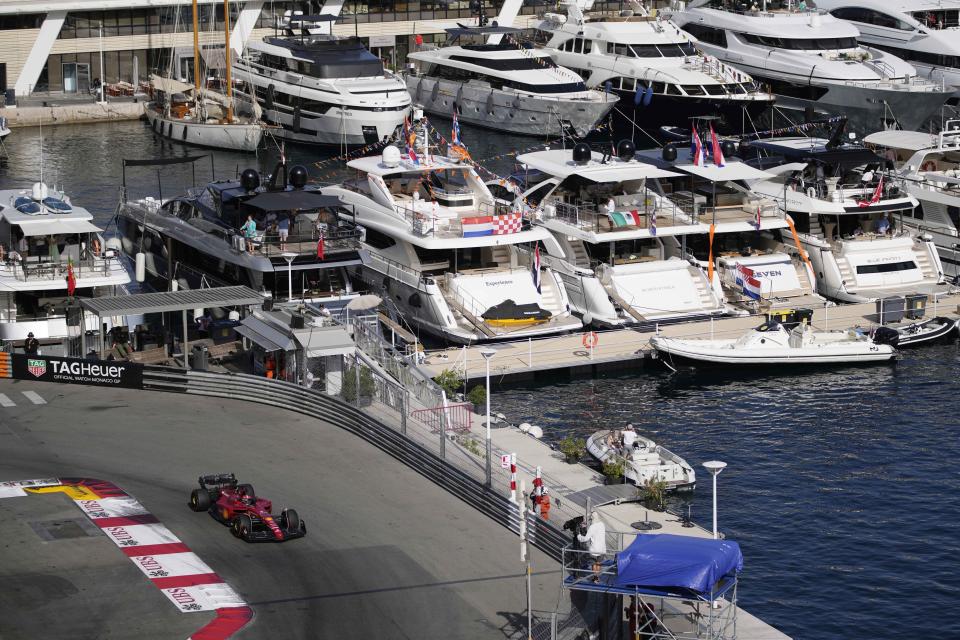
116, 157, 363, 301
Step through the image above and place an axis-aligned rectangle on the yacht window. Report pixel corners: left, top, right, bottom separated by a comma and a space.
702, 83, 725, 96
911, 9, 960, 28
523, 182, 555, 207
724, 83, 747, 94
684, 24, 727, 47
620, 77, 637, 91
657, 44, 688, 58
740, 33, 858, 50
363, 227, 396, 250
856, 261, 917, 274
949, 206, 960, 228
833, 8, 914, 31
665, 84, 682, 95
870, 43, 960, 70
651, 81, 666, 94
448, 55, 556, 71
681, 85, 706, 96
607, 42, 632, 57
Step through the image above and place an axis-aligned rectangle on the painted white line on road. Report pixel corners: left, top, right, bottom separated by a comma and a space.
21, 391, 46, 405
0, 393, 14, 407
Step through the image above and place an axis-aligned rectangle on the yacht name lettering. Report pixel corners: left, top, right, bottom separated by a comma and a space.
865, 256, 906, 264
484, 279, 516, 287
51, 361, 126, 378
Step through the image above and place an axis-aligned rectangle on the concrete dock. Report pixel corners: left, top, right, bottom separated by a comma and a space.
1, 101, 144, 127
421, 294, 960, 382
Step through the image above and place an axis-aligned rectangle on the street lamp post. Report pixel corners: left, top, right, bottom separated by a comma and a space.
480, 348, 496, 487
702, 460, 727, 540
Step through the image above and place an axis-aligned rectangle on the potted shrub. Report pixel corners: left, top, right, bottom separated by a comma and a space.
559, 435, 586, 464
342, 365, 376, 405
467, 385, 486, 412
433, 368, 464, 398
642, 478, 668, 511
602, 456, 626, 485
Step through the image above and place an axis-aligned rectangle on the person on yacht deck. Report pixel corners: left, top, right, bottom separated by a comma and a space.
874, 212, 891, 235
240, 215, 258, 252
622, 424, 638, 453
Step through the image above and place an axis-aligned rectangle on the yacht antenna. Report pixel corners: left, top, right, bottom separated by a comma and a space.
223, 0, 234, 123
39, 117, 43, 185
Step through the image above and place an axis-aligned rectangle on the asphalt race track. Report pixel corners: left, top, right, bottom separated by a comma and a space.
0, 379, 562, 639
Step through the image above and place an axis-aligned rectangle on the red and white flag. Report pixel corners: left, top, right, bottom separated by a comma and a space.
858, 176, 884, 208
710, 125, 725, 167
691, 128, 704, 166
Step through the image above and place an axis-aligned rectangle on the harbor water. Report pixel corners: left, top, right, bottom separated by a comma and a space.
2, 121, 958, 639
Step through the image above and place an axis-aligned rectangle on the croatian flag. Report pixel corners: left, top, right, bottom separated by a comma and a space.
710, 125, 724, 167
735, 263, 762, 300
691, 128, 704, 166
462, 216, 494, 237
532, 243, 542, 295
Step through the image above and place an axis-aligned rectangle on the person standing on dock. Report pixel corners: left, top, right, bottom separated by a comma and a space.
24, 332, 39, 355
577, 516, 606, 583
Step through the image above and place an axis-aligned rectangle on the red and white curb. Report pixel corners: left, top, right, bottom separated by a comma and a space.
0, 477, 253, 639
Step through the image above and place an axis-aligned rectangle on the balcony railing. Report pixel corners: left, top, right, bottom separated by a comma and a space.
239, 228, 363, 258
0, 253, 123, 283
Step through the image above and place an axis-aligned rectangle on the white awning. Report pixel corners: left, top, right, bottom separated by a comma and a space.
517, 151, 682, 182
18, 220, 102, 237
236, 316, 296, 352
863, 131, 938, 152
677, 161, 773, 182
151, 74, 194, 95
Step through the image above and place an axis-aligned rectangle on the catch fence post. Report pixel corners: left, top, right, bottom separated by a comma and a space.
439, 392, 447, 460
528, 337, 532, 368
401, 387, 408, 435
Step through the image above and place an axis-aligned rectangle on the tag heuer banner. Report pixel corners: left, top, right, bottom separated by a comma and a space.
11, 354, 143, 389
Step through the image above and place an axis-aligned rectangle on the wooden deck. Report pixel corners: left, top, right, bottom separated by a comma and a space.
421, 294, 960, 381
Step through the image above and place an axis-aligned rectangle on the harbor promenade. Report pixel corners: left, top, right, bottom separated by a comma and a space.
420, 293, 960, 382
1, 100, 145, 127
475, 416, 792, 640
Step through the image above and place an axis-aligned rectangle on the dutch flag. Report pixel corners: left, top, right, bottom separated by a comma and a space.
691, 128, 704, 167
462, 216, 494, 237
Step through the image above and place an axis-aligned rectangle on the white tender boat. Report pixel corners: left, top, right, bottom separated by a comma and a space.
650, 319, 896, 365
872, 316, 960, 348
586, 430, 696, 491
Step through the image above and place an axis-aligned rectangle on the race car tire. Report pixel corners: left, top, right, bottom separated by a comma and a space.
281, 508, 300, 533
190, 489, 211, 512
234, 514, 253, 541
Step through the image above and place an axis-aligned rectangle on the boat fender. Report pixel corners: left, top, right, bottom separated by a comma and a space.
430, 81, 440, 103
265, 84, 275, 110
922, 160, 937, 172
486, 92, 495, 114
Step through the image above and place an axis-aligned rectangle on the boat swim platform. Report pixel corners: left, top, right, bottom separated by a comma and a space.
420, 293, 960, 382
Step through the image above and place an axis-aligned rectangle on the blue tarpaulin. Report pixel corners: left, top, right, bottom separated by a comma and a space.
615, 534, 743, 595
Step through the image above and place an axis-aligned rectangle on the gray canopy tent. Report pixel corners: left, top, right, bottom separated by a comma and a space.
79, 286, 263, 369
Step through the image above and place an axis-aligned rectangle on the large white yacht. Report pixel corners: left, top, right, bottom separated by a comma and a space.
406, 25, 617, 138
743, 133, 951, 302
531, 0, 775, 137
234, 17, 411, 146
667, 0, 954, 131
863, 123, 960, 278
511, 139, 812, 327
323, 142, 581, 344
817, 0, 960, 105
0, 183, 130, 347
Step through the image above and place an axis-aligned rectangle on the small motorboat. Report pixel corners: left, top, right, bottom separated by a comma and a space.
871, 317, 959, 348
586, 431, 696, 491
650, 320, 897, 366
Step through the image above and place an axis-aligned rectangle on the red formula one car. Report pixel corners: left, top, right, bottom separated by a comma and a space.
188, 473, 306, 542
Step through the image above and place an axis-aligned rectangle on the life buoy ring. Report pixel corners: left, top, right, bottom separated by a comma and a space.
922, 160, 937, 172
582, 331, 599, 349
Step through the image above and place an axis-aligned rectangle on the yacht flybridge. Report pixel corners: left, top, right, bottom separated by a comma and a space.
0, 183, 130, 345
406, 25, 617, 138
233, 15, 411, 146
667, 0, 954, 131
323, 144, 581, 344
864, 123, 960, 278
817, 0, 960, 104
117, 158, 363, 301
531, 0, 774, 136
742, 132, 951, 303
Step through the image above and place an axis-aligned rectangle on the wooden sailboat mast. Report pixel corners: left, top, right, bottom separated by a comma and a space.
192, 0, 200, 91
223, 0, 234, 122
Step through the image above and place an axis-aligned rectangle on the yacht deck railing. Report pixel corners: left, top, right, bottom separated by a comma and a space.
0, 253, 124, 284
